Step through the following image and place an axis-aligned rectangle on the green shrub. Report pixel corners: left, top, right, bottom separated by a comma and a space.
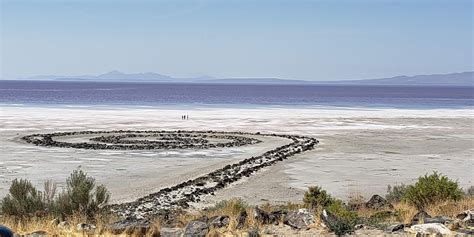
327, 201, 357, 225
303, 186, 334, 209
323, 205, 355, 236
0, 179, 46, 217
403, 171, 463, 209
386, 184, 408, 203
330, 218, 354, 236
1, 170, 110, 220
53, 169, 110, 218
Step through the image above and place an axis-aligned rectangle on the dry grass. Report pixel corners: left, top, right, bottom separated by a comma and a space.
0, 212, 120, 236
1, 216, 59, 235
2, 196, 472, 236
425, 196, 474, 217
392, 202, 418, 224
347, 188, 365, 207
393, 196, 474, 224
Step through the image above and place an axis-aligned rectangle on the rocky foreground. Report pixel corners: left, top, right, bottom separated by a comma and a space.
5, 196, 472, 236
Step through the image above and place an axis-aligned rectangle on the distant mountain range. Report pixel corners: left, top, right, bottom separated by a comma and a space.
14, 71, 474, 86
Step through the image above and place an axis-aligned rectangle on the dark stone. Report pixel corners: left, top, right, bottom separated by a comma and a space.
253, 206, 270, 224
107, 219, 150, 235
209, 215, 230, 228
269, 210, 285, 225
283, 209, 315, 230
236, 210, 248, 229
424, 216, 453, 225
184, 221, 208, 237
456, 209, 474, 227
365, 194, 393, 210
385, 223, 404, 232
411, 210, 432, 224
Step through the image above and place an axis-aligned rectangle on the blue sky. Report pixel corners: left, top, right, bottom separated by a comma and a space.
1, 0, 472, 80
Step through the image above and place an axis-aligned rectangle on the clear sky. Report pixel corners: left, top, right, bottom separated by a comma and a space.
1, 0, 472, 80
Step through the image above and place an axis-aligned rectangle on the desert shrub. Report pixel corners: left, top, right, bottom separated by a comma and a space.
403, 171, 463, 210
330, 218, 354, 236
210, 198, 247, 216
323, 206, 355, 236
466, 186, 474, 196
327, 201, 357, 225
303, 186, 334, 209
53, 169, 110, 218
386, 184, 408, 203
0, 179, 46, 217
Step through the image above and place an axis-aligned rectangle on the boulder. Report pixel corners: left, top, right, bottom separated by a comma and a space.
283, 208, 315, 230
423, 216, 452, 225
385, 223, 404, 232
160, 227, 184, 237
365, 195, 393, 210
409, 223, 451, 235
107, 219, 150, 235
209, 215, 230, 228
236, 210, 248, 229
411, 210, 431, 224
253, 208, 282, 225
456, 209, 474, 227
253, 206, 270, 224
184, 221, 208, 237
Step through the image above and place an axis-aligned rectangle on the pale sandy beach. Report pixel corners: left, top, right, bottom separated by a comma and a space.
0, 106, 472, 206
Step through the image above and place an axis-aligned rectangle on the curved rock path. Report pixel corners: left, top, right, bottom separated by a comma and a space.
22, 130, 319, 221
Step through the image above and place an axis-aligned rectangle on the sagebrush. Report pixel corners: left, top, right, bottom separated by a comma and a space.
303, 186, 334, 209
403, 171, 463, 209
0, 169, 110, 220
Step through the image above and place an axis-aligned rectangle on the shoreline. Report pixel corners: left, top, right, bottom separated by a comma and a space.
1, 103, 474, 111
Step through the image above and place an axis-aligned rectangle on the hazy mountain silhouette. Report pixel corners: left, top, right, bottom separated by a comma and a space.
19, 71, 474, 86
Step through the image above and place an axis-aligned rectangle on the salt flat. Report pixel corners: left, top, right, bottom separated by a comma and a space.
0, 106, 472, 206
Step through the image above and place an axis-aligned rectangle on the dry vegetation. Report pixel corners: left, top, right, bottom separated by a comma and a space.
1, 171, 472, 236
